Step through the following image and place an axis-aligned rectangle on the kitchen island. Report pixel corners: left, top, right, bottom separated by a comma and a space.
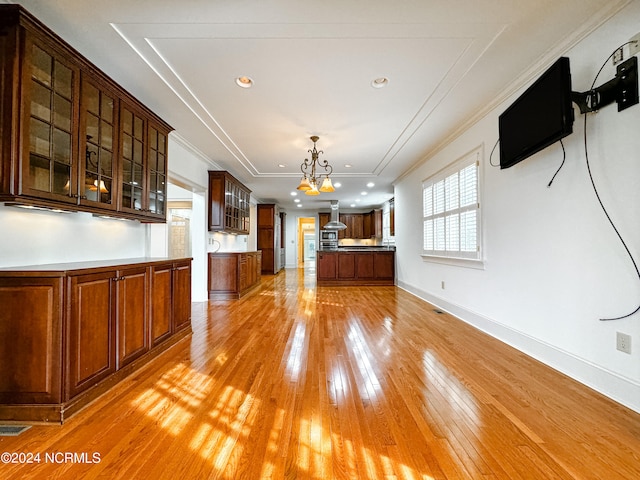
316, 247, 395, 286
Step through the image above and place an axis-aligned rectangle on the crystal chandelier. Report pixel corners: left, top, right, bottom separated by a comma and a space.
296, 136, 335, 195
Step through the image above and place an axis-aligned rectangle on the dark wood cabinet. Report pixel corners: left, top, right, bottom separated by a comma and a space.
0, 257, 191, 423
79, 73, 118, 211
21, 36, 80, 205
337, 253, 356, 280
150, 259, 192, 345
356, 253, 375, 279
208, 251, 261, 299
0, 277, 64, 407
172, 259, 192, 332
318, 212, 330, 230
150, 263, 173, 347
0, 5, 172, 222
373, 209, 383, 238
258, 204, 283, 274
208, 171, 251, 234
316, 250, 395, 286
316, 251, 337, 281
67, 270, 116, 399
374, 251, 395, 280
116, 266, 149, 368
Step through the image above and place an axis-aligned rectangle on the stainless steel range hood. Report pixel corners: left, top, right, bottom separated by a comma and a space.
323, 200, 347, 230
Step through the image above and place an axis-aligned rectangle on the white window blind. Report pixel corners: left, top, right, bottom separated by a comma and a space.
423, 148, 481, 261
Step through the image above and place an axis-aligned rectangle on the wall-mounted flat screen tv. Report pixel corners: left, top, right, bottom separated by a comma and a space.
499, 57, 574, 169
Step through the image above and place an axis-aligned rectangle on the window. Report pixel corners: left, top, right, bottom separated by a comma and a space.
422, 147, 481, 262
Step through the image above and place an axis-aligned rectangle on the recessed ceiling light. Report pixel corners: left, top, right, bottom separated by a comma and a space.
344, 164, 352, 168
366, 182, 375, 188
355, 198, 361, 202
297, 204, 303, 207
371, 77, 389, 88
278, 164, 286, 168
290, 191, 297, 196
294, 198, 300, 203
235, 76, 253, 88
334, 182, 342, 188
350, 203, 356, 207
361, 191, 368, 196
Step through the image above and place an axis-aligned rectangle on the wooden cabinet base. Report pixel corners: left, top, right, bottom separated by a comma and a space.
316, 250, 395, 286
208, 251, 261, 299
0, 328, 190, 424
0, 257, 192, 424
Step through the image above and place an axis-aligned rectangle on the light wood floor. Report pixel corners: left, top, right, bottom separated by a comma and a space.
1, 267, 639, 479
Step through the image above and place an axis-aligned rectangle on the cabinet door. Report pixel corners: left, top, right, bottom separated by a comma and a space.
172, 261, 192, 332
150, 264, 173, 347
374, 253, 395, 280
318, 212, 330, 230
316, 252, 336, 280
350, 215, 363, 239
374, 209, 383, 238
79, 75, 117, 210
363, 212, 372, 238
119, 103, 146, 215
337, 253, 356, 279
67, 271, 116, 400
22, 39, 78, 203
146, 123, 168, 219
238, 254, 248, 291
116, 266, 149, 367
356, 253, 374, 279
338, 214, 347, 239
0, 277, 63, 404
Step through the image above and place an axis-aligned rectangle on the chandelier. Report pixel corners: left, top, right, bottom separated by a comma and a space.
296, 136, 335, 195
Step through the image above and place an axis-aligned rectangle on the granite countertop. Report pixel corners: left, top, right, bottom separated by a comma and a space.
318, 246, 395, 252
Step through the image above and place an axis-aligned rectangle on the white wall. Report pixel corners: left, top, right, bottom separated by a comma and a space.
0, 207, 145, 267
395, 2, 640, 413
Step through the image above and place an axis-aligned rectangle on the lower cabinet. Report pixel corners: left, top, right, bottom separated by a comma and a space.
0, 277, 64, 407
0, 257, 192, 423
67, 271, 117, 400
150, 263, 173, 347
117, 267, 149, 369
208, 251, 261, 299
316, 250, 395, 286
172, 260, 193, 332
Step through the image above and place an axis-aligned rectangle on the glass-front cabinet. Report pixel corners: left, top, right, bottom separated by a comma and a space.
119, 106, 168, 219
23, 40, 78, 203
80, 75, 117, 210
208, 171, 251, 234
120, 104, 146, 214
147, 123, 167, 219
0, 4, 172, 222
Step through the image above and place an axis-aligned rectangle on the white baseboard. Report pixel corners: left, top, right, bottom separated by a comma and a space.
397, 280, 640, 414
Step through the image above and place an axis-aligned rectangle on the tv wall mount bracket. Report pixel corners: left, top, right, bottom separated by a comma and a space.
571, 56, 638, 114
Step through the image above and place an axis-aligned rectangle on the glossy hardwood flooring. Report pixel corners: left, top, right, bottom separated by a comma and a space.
1, 267, 639, 479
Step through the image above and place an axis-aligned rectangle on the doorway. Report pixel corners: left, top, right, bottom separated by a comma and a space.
297, 217, 316, 268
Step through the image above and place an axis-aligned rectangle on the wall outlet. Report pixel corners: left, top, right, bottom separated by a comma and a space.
630, 32, 640, 57
616, 332, 632, 354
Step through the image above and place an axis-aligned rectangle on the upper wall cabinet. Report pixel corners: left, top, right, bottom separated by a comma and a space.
0, 5, 172, 222
208, 171, 251, 234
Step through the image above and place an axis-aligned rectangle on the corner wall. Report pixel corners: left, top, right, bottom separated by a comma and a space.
394, 2, 640, 412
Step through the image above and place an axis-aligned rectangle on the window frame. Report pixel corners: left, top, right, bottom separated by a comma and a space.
421, 146, 483, 268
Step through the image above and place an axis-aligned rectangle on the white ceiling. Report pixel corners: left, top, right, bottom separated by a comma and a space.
6, 0, 628, 210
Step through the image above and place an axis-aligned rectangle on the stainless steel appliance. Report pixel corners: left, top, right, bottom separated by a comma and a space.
320, 230, 338, 250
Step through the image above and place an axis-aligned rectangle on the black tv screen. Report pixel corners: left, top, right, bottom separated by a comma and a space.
499, 57, 574, 169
